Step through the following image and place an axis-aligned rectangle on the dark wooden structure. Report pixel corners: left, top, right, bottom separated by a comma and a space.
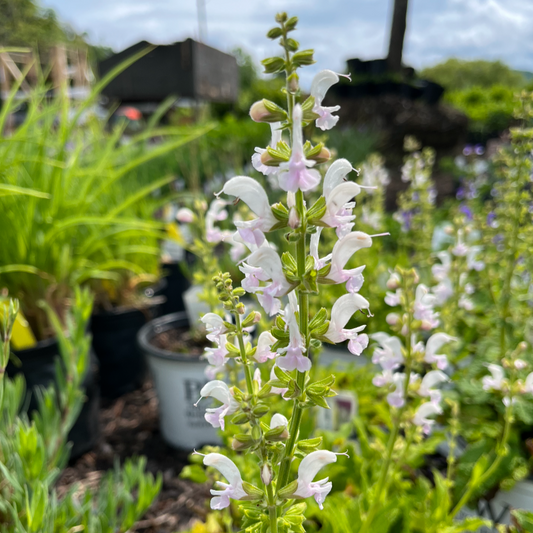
98, 39, 238, 104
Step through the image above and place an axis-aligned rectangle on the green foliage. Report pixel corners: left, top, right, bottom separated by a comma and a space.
421, 58, 525, 91
0, 291, 160, 531
0, 56, 208, 338
0, 0, 77, 48
446, 84, 518, 135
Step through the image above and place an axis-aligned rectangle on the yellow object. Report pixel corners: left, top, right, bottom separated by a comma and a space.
0, 307, 37, 350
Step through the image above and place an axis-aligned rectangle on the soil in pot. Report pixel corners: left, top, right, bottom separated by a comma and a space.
8, 338, 100, 459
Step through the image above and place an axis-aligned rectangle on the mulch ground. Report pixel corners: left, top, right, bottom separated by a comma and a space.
57, 380, 211, 532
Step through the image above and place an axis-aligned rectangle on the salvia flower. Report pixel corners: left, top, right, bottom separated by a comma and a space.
176, 207, 194, 223
327, 232, 371, 292
413, 402, 442, 434
252, 122, 282, 176
419, 370, 449, 404
413, 284, 439, 330
387, 373, 406, 408
371, 333, 404, 371
205, 199, 229, 244
202, 453, 247, 509
254, 331, 277, 363
321, 180, 361, 238
240, 247, 292, 316
197, 381, 239, 430
222, 176, 277, 248
423, 333, 455, 370
277, 295, 311, 372
310, 70, 342, 131
482, 364, 505, 391
325, 293, 370, 355
203, 334, 230, 376
201, 313, 227, 343
278, 104, 321, 192
293, 450, 341, 509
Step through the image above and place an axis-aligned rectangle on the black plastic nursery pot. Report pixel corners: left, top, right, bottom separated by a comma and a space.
137, 312, 220, 450
8, 338, 100, 459
155, 261, 190, 317
91, 305, 157, 399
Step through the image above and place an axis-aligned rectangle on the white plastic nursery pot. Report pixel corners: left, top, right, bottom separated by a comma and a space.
137, 311, 221, 450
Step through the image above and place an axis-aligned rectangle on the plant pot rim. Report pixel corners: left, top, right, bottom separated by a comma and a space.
92, 300, 160, 317
138, 311, 203, 363
12, 335, 58, 355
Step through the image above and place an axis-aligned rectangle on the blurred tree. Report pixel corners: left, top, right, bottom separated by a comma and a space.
0, 0, 72, 47
421, 59, 525, 91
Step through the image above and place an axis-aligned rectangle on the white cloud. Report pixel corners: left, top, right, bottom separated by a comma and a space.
41, 0, 533, 84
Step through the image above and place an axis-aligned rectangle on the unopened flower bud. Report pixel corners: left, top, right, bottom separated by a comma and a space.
253, 311, 261, 323
515, 359, 527, 370
386, 313, 400, 326
250, 100, 287, 123
307, 146, 331, 164
287, 191, 296, 208
261, 464, 272, 486
288, 72, 299, 94
250, 101, 270, 122
518, 342, 528, 352
444, 226, 454, 235
260, 150, 278, 167
288, 207, 300, 228
386, 273, 401, 290
176, 207, 194, 223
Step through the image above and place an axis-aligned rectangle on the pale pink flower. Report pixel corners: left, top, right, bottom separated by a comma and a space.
423, 333, 455, 370
176, 207, 194, 223
371, 333, 404, 371
414, 284, 439, 330
202, 453, 248, 509
419, 370, 449, 404
327, 232, 371, 292
240, 247, 292, 316
203, 334, 229, 369
278, 105, 321, 192
254, 331, 277, 363
205, 199, 229, 243
482, 364, 505, 391
222, 176, 277, 247
324, 293, 370, 355
413, 402, 442, 434
277, 296, 311, 373
310, 70, 343, 131
197, 380, 239, 430
387, 373, 406, 408
200, 313, 227, 343
293, 450, 341, 509
252, 122, 282, 176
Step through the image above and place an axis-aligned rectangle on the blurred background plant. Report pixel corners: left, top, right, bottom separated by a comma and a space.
0, 289, 161, 532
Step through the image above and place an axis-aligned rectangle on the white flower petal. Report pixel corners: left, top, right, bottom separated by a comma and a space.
310, 70, 340, 104
323, 159, 354, 199
270, 413, 289, 429
223, 176, 276, 230
295, 450, 338, 488
204, 453, 242, 486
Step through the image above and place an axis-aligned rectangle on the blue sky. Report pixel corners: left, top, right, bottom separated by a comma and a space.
41, 0, 533, 86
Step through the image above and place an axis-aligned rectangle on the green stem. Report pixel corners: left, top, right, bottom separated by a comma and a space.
266, 483, 278, 533
449, 403, 512, 519
234, 312, 255, 401
276, 190, 308, 493
359, 277, 413, 533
